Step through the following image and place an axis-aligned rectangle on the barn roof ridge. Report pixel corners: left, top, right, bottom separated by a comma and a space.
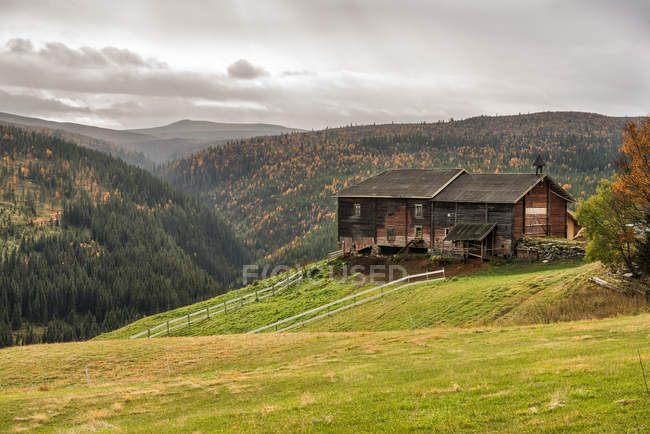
335, 168, 466, 199
336, 168, 574, 204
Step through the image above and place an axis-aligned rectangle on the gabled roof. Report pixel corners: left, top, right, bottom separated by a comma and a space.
444, 222, 497, 241
433, 173, 575, 204
336, 168, 466, 198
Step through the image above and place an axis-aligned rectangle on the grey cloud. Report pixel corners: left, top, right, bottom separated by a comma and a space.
100, 47, 165, 68
42, 42, 109, 68
0, 42, 281, 103
4, 39, 165, 69
0, 88, 92, 115
281, 69, 315, 77
6, 38, 33, 53
227, 59, 269, 80
0, 57, 276, 102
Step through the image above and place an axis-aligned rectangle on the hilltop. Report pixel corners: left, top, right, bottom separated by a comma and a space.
0, 125, 251, 346
127, 119, 301, 144
159, 111, 646, 264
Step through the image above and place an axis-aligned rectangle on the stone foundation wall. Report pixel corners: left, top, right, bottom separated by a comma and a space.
516, 237, 585, 262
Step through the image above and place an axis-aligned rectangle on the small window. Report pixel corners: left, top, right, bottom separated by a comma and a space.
415, 226, 423, 239
354, 202, 361, 217
444, 228, 450, 236
387, 226, 395, 241
415, 203, 423, 218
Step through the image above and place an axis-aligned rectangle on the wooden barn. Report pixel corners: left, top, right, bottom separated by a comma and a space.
336, 160, 575, 259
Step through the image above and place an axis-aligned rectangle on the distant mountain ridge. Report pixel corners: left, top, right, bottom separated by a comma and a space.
127, 119, 301, 142
0, 112, 302, 164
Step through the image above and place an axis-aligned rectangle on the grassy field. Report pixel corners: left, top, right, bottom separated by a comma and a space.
101, 260, 648, 340
1, 314, 649, 432
302, 260, 648, 332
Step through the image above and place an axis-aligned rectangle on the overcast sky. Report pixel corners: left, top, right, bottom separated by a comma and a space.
0, 0, 648, 130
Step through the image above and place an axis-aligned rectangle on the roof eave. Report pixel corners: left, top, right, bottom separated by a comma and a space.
335, 194, 435, 199
443, 222, 497, 241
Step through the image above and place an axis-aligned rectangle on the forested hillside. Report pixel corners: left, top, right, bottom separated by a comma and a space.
160, 111, 644, 264
0, 125, 251, 347
0, 115, 153, 168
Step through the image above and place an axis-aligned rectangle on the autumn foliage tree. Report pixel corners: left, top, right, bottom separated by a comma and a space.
614, 119, 650, 274
577, 179, 641, 273
614, 119, 650, 207
578, 118, 650, 276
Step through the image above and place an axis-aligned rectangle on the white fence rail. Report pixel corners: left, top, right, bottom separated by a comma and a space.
247, 269, 445, 334
327, 250, 344, 260
130, 270, 303, 339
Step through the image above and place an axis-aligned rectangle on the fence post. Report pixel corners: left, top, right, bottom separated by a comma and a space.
187, 313, 190, 327
167, 321, 170, 335
206, 306, 210, 318
224, 301, 227, 314
147, 328, 150, 338
256, 290, 258, 302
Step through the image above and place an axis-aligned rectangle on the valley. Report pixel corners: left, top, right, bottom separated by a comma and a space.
0, 125, 251, 345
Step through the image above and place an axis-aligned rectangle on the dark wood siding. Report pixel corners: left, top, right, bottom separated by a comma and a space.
338, 197, 376, 251
432, 201, 514, 254
524, 182, 548, 236
513, 198, 524, 244
340, 197, 434, 250
406, 199, 432, 247
488, 203, 514, 254
432, 201, 456, 250
549, 189, 567, 238
375, 198, 407, 246
521, 178, 568, 238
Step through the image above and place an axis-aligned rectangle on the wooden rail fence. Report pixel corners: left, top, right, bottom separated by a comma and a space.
247, 269, 445, 334
130, 270, 303, 339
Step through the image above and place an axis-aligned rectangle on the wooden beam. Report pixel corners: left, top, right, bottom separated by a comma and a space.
373, 198, 377, 244
404, 199, 409, 247
546, 182, 551, 237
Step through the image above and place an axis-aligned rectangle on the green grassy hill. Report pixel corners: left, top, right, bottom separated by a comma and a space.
2, 314, 649, 432
99, 260, 649, 341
